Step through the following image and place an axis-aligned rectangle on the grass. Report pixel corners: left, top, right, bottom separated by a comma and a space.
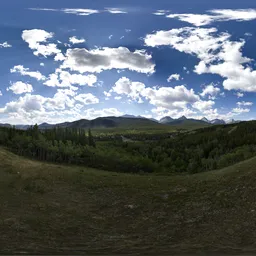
1, 147, 256, 254
91, 123, 209, 135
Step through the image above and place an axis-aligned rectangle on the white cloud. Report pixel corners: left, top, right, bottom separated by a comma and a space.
29, 8, 99, 16
237, 101, 253, 107
22, 29, 61, 57
0, 91, 2, 96
111, 77, 145, 102
210, 9, 256, 22
235, 92, 244, 98
141, 85, 199, 110
192, 100, 215, 112
0, 90, 116, 124
167, 73, 180, 82
54, 53, 66, 61
114, 96, 122, 100
125, 29, 131, 33
111, 77, 203, 113
153, 10, 170, 16
166, 9, 256, 26
167, 13, 214, 26
69, 36, 86, 44
74, 93, 99, 105
82, 108, 123, 119
7, 81, 33, 95
40, 63, 45, 66
63, 8, 99, 15
29, 8, 127, 16
57, 70, 97, 87
145, 27, 256, 92
232, 107, 250, 114
0, 42, 12, 48
200, 84, 220, 99
0, 92, 79, 124
105, 8, 127, 14
44, 70, 97, 88
108, 35, 113, 40
61, 47, 155, 74
10, 65, 46, 81
104, 91, 111, 97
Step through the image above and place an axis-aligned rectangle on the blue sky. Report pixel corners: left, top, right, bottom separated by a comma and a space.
0, 0, 256, 124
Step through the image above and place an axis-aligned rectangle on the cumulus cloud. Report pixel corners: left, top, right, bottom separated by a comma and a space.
192, 100, 215, 112
166, 9, 256, 26
200, 84, 220, 99
61, 47, 155, 74
7, 81, 33, 94
232, 107, 250, 114
0, 42, 12, 48
235, 92, 244, 98
110, 77, 200, 111
141, 85, 199, 110
40, 63, 45, 66
22, 29, 61, 57
0, 91, 2, 96
82, 108, 123, 119
237, 101, 253, 107
104, 91, 111, 97
167, 74, 180, 82
74, 93, 99, 105
69, 36, 86, 44
111, 77, 146, 103
145, 27, 256, 92
44, 70, 97, 88
167, 13, 214, 26
10, 65, 46, 81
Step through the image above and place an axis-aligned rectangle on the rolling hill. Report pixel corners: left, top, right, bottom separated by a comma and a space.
2, 147, 256, 254
37, 116, 162, 130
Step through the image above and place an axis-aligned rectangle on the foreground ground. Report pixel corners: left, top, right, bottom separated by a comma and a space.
1, 148, 256, 255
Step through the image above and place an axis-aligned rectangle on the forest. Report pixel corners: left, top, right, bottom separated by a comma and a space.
1, 121, 256, 174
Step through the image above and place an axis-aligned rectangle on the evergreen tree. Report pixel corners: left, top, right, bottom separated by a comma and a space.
88, 129, 96, 147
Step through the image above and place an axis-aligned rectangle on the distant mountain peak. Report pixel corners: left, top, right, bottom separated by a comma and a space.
122, 114, 137, 118
178, 115, 187, 120
159, 116, 173, 124
210, 119, 226, 125
201, 117, 209, 123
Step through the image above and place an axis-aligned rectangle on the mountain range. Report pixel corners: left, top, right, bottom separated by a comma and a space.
0, 115, 240, 130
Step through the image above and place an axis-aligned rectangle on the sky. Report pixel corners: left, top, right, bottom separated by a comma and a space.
0, 0, 256, 124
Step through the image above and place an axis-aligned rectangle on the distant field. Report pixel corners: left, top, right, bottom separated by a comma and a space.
91, 123, 209, 135
2, 147, 256, 255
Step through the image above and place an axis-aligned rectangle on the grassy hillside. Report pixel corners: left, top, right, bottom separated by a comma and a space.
2, 148, 256, 254
36, 117, 209, 135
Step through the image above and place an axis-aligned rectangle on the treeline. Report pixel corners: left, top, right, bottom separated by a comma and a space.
0, 125, 156, 173
1, 121, 256, 174
115, 121, 256, 173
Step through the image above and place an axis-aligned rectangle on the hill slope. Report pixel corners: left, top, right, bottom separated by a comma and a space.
1, 148, 256, 254
38, 117, 162, 130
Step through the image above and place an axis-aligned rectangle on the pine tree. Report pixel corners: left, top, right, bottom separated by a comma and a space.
88, 129, 96, 147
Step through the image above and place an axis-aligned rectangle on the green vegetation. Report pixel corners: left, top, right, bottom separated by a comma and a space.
2, 148, 256, 254
1, 121, 256, 174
